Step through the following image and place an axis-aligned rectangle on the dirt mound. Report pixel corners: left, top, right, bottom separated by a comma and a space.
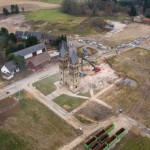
75, 17, 108, 33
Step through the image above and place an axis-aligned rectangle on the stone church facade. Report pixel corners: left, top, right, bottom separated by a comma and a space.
59, 41, 80, 93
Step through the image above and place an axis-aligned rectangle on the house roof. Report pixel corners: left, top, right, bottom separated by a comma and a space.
4, 60, 17, 72
15, 31, 24, 38
27, 52, 50, 67
15, 31, 58, 41
143, 18, 150, 22
13, 43, 46, 57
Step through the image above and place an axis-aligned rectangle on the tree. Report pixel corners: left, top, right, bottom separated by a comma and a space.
3, 8, 9, 16
14, 55, 26, 70
0, 27, 9, 37
129, 5, 137, 16
7, 53, 15, 61
10, 5, 16, 14
6, 43, 25, 56
15, 4, 19, 13
25, 36, 38, 47
9, 33, 17, 43
22, 7, 24, 12
0, 36, 8, 49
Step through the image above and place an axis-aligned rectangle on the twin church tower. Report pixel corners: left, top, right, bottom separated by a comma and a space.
59, 41, 80, 93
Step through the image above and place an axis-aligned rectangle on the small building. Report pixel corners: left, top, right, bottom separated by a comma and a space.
27, 52, 50, 70
1, 60, 19, 75
134, 15, 144, 23
143, 18, 150, 25
13, 43, 47, 60
1, 60, 19, 80
15, 31, 59, 44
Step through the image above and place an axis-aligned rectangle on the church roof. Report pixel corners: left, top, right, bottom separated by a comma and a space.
59, 42, 67, 59
70, 49, 78, 65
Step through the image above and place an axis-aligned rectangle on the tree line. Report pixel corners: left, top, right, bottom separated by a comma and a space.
61, 0, 150, 17
61, 0, 129, 16
3, 4, 25, 16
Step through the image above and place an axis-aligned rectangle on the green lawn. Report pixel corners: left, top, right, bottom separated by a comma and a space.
26, 9, 76, 22
75, 115, 93, 124
53, 94, 86, 112
0, 90, 79, 150
36, 0, 62, 4
34, 0, 63, 4
33, 74, 59, 95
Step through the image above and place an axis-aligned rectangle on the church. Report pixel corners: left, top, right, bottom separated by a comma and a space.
59, 41, 80, 93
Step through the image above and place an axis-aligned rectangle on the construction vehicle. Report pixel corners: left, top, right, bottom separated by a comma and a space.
81, 58, 101, 72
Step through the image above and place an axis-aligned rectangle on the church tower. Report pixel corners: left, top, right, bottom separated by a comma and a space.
59, 41, 69, 85
68, 48, 80, 93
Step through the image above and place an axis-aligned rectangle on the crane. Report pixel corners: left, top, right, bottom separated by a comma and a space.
81, 58, 101, 72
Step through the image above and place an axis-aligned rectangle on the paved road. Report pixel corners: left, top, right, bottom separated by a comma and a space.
0, 64, 59, 100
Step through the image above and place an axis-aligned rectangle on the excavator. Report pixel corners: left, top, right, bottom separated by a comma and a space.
81, 58, 101, 72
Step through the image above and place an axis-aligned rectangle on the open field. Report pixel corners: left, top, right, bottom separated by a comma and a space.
114, 131, 150, 150
99, 48, 150, 126
102, 23, 150, 47
0, 97, 19, 125
33, 73, 59, 95
53, 94, 86, 112
73, 130, 150, 150
0, 14, 30, 33
0, 0, 59, 13
75, 101, 113, 123
26, 9, 108, 35
26, 9, 87, 35
0, 90, 79, 150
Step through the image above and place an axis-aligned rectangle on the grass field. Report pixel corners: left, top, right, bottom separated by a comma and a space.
0, 90, 79, 150
99, 48, 150, 126
36, 0, 62, 4
53, 94, 86, 112
115, 131, 150, 150
26, 9, 76, 22
26, 9, 106, 35
33, 73, 59, 95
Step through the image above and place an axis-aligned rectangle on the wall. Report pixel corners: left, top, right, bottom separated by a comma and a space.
24, 53, 33, 59
1, 66, 10, 74
36, 49, 42, 55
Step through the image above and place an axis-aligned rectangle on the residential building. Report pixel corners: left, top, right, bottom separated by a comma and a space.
27, 52, 51, 70
1, 60, 19, 80
13, 43, 47, 59
15, 31, 58, 44
143, 18, 150, 25
134, 15, 144, 23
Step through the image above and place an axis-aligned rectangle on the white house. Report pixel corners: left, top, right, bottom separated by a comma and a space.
1, 60, 19, 80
